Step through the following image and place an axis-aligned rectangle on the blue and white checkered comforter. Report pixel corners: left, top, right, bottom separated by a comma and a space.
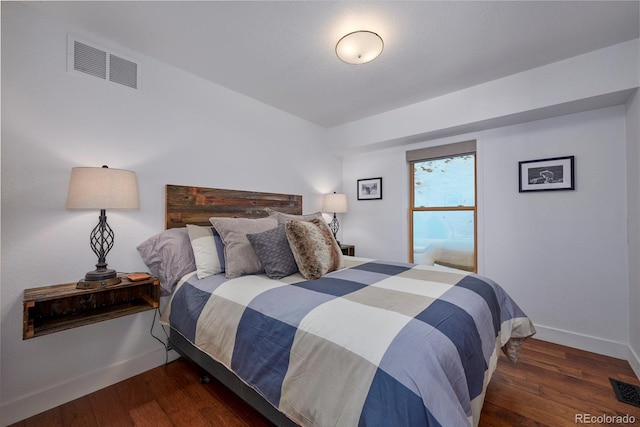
162, 257, 535, 426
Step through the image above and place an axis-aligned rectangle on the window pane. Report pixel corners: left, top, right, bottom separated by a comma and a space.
412, 210, 475, 271
413, 155, 475, 207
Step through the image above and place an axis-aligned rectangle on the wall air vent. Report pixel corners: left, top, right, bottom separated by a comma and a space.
74, 41, 107, 79
68, 37, 141, 90
109, 54, 138, 89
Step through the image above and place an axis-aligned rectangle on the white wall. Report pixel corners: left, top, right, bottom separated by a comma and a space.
0, 4, 341, 425
340, 146, 410, 262
626, 90, 640, 377
343, 105, 632, 361
482, 107, 629, 353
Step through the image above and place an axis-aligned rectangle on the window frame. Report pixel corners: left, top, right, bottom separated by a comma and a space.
408, 142, 477, 272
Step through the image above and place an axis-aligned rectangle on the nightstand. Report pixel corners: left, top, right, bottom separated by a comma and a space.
23, 273, 159, 339
340, 244, 355, 256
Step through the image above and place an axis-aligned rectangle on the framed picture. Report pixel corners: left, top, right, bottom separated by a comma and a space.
357, 177, 382, 200
519, 156, 575, 192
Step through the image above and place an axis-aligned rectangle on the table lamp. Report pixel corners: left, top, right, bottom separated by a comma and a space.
66, 165, 139, 288
322, 192, 348, 246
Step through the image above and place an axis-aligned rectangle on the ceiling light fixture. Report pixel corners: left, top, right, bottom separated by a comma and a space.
335, 30, 384, 65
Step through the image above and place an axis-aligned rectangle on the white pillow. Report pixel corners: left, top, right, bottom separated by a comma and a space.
186, 224, 222, 279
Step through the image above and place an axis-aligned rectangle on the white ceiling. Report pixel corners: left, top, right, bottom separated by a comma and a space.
24, 1, 640, 127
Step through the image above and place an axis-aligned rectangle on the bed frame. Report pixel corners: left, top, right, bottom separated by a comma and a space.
165, 184, 302, 427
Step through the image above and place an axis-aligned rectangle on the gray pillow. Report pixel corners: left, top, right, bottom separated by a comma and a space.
266, 208, 324, 225
136, 228, 196, 295
285, 218, 344, 280
209, 216, 278, 278
247, 224, 298, 279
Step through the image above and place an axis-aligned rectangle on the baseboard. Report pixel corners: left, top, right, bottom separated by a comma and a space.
533, 324, 631, 360
0, 347, 179, 427
628, 345, 640, 380
533, 325, 639, 380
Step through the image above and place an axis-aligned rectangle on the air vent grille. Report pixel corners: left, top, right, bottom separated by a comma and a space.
69, 37, 140, 90
74, 41, 107, 79
109, 54, 138, 89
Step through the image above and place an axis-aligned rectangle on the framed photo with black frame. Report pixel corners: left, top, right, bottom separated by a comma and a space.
357, 177, 382, 200
519, 156, 575, 192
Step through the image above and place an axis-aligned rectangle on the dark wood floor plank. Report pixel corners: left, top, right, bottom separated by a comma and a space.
515, 348, 586, 380
617, 372, 640, 386
22, 407, 62, 427
484, 377, 581, 426
9, 338, 640, 427
521, 339, 568, 360
139, 362, 211, 426
480, 401, 552, 427
117, 375, 157, 410
491, 364, 541, 396
128, 400, 174, 427
87, 384, 134, 427
59, 398, 100, 427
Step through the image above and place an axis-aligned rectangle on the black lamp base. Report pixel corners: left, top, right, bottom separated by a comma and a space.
85, 267, 117, 281
329, 213, 341, 247
77, 269, 121, 289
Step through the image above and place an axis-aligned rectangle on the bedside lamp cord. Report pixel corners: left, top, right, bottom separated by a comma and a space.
150, 307, 172, 365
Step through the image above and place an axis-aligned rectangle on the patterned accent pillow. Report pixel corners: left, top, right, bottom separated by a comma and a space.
186, 224, 223, 279
266, 208, 324, 225
136, 227, 196, 295
247, 224, 298, 279
285, 218, 344, 280
209, 216, 278, 278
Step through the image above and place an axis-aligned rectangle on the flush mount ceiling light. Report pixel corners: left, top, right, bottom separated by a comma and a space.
335, 30, 384, 65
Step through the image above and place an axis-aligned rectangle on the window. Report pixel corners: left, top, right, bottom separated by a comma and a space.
407, 141, 477, 271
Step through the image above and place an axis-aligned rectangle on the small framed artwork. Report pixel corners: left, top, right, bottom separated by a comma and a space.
519, 156, 575, 192
357, 177, 382, 200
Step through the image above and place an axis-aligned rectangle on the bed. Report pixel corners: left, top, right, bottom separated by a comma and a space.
138, 185, 535, 427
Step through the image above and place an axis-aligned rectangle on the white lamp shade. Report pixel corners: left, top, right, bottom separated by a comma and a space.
66, 166, 139, 210
322, 193, 348, 213
336, 31, 384, 65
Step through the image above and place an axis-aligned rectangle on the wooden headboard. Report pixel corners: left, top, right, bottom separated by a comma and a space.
165, 185, 303, 229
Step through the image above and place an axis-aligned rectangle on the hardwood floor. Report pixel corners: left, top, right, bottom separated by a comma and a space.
10, 338, 640, 427
482, 339, 640, 426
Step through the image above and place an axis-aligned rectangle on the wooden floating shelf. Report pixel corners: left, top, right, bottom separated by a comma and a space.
23, 274, 160, 339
